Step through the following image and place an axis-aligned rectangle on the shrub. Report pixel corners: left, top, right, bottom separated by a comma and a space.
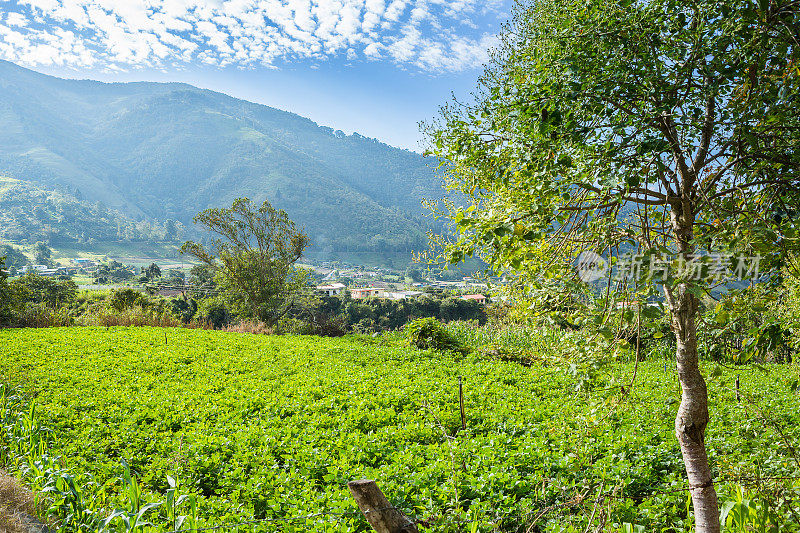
307, 313, 347, 337
197, 298, 231, 329
10, 274, 77, 308
405, 317, 469, 354
169, 296, 198, 323
108, 288, 145, 313
699, 280, 797, 364
275, 317, 314, 335
352, 317, 378, 334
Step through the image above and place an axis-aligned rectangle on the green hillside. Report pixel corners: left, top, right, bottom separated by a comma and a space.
0, 176, 170, 245
0, 61, 440, 260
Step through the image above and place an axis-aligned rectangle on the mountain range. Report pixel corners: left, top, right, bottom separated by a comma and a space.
0, 60, 443, 263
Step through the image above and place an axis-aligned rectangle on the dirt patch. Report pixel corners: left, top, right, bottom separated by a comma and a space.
0, 470, 49, 533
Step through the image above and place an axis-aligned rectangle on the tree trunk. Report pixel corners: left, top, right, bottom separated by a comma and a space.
665, 202, 720, 532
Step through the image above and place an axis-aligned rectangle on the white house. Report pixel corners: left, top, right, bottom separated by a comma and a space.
386, 291, 424, 300
316, 282, 346, 296
20, 265, 48, 274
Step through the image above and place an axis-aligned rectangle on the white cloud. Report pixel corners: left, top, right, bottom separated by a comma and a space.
5, 12, 30, 27
0, 0, 503, 72
363, 40, 381, 58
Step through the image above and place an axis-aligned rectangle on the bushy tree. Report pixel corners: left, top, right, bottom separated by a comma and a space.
0, 257, 12, 324
170, 295, 198, 323
96, 261, 135, 282
189, 264, 216, 287
197, 297, 231, 329
181, 198, 311, 325
109, 288, 145, 313
425, 0, 799, 529
143, 263, 161, 280
33, 241, 52, 266
11, 273, 77, 308
405, 317, 469, 354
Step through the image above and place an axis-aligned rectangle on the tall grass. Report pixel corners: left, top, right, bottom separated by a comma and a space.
221, 320, 275, 335
80, 308, 186, 328
10, 305, 73, 328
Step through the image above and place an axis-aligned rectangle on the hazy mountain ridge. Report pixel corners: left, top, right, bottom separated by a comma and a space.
0, 61, 441, 258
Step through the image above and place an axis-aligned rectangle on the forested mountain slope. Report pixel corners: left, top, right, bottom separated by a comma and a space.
0, 61, 441, 258
0, 176, 168, 245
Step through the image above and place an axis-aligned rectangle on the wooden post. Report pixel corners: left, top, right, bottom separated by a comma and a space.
347, 479, 419, 533
459, 377, 466, 432
735, 375, 740, 403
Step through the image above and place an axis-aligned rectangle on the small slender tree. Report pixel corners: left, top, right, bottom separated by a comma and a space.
424, 0, 799, 530
181, 198, 311, 325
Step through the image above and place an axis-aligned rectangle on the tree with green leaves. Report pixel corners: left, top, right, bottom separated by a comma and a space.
11, 273, 78, 309
189, 264, 216, 287
143, 263, 162, 280
181, 198, 311, 325
33, 241, 52, 266
0, 257, 12, 325
425, 0, 799, 530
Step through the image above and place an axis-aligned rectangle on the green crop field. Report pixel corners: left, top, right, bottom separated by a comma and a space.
1, 327, 799, 532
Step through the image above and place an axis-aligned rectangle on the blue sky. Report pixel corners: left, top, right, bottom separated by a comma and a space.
0, 0, 512, 150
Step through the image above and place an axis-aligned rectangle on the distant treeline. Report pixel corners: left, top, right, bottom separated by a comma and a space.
0, 269, 486, 335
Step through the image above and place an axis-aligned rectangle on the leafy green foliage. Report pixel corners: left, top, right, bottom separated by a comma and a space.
109, 288, 148, 313
32, 241, 52, 266
182, 198, 311, 325
698, 273, 800, 364
195, 297, 230, 329
0, 245, 28, 271
424, 1, 800, 525
94, 261, 137, 283
719, 485, 783, 532
169, 297, 198, 324
0, 328, 798, 531
143, 263, 162, 281
10, 273, 77, 308
405, 317, 469, 354
297, 294, 486, 334
0, 257, 11, 325
425, 0, 799, 292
